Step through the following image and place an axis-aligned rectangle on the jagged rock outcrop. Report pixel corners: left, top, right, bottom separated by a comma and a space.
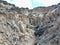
0, 12, 35, 45
0, 0, 60, 45
0, 1, 35, 45
34, 5, 60, 45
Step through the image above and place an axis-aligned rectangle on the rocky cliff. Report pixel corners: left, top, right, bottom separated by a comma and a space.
0, 0, 60, 45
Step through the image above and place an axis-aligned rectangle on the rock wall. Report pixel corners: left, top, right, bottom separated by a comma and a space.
0, 13, 35, 45
0, 0, 60, 45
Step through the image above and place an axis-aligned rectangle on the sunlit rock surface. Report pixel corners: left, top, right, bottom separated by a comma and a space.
0, 13, 35, 45
0, 0, 60, 45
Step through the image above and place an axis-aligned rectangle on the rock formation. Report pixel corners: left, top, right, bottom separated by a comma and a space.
0, 0, 60, 45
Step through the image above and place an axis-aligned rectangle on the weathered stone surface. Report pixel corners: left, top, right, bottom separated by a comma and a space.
0, 0, 60, 45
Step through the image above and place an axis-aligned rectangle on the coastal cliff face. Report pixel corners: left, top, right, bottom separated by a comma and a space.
0, 0, 60, 45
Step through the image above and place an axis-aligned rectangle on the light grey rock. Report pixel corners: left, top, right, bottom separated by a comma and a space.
0, 0, 60, 45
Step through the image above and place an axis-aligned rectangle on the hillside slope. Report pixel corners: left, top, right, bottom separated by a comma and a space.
0, 0, 60, 45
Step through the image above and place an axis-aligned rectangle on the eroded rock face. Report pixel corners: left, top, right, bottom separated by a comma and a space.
0, 0, 60, 45
34, 7, 60, 45
0, 14, 35, 45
